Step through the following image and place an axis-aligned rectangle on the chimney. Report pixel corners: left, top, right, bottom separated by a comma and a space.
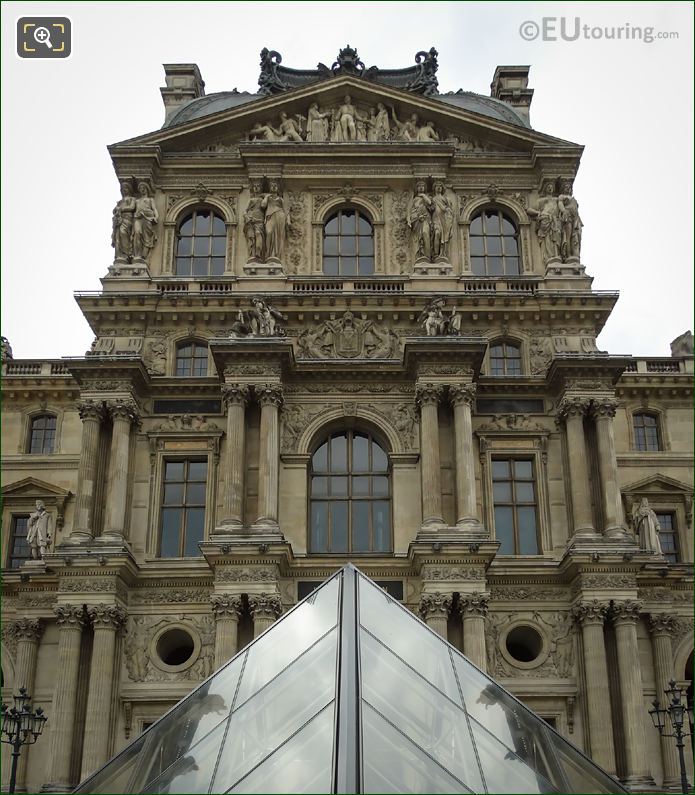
160, 64, 206, 125
490, 65, 534, 124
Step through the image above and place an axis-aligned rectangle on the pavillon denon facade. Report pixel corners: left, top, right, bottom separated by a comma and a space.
1, 47, 693, 792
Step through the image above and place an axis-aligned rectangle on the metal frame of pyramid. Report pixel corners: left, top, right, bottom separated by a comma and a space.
74, 565, 628, 794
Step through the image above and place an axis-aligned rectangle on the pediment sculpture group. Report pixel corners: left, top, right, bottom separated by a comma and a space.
249, 96, 441, 143
112, 179, 159, 265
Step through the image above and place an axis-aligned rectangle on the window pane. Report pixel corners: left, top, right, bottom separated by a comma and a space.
492, 460, 510, 478
160, 509, 181, 557
186, 483, 206, 505
488, 256, 503, 276
211, 236, 226, 256
194, 211, 211, 234
352, 502, 370, 552
358, 235, 374, 255
330, 476, 348, 497
175, 257, 191, 276
470, 216, 483, 234
504, 236, 519, 256
471, 257, 486, 276
211, 257, 225, 276
179, 217, 194, 236
330, 434, 347, 470
212, 215, 226, 235
357, 214, 372, 235
311, 477, 327, 496
311, 502, 328, 552
501, 216, 517, 236
487, 236, 503, 256
506, 256, 521, 275
340, 236, 357, 256
340, 210, 356, 233
323, 257, 338, 276
516, 482, 535, 502
193, 236, 210, 256
163, 484, 183, 505
189, 461, 207, 480
517, 508, 538, 555
358, 257, 374, 275
493, 482, 512, 502
353, 476, 370, 496
323, 236, 338, 256
372, 502, 390, 552
372, 476, 389, 497
192, 257, 208, 276
330, 502, 348, 552
340, 257, 357, 276
371, 442, 388, 472
352, 434, 369, 472
484, 211, 500, 234
165, 462, 184, 480
514, 460, 533, 478
324, 215, 339, 235
176, 236, 192, 256
313, 443, 328, 472
470, 236, 484, 255
495, 507, 514, 554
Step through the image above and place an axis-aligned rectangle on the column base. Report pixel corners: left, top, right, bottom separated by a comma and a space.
605, 525, 633, 541
619, 774, 657, 792
41, 784, 73, 793
60, 531, 94, 545
455, 518, 487, 535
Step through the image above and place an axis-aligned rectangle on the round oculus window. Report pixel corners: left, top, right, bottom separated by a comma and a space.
156, 628, 195, 667
504, 625, 544, 664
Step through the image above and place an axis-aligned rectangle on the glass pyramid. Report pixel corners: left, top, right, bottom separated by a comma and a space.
75, 566, 627, 794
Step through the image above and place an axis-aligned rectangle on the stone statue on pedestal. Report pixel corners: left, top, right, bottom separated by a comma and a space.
131, 182, 158, 264
27, 500, 52, 559
632, 498, 663, 554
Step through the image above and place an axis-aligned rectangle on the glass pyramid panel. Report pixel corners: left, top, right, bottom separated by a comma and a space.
75, 566, 626, 795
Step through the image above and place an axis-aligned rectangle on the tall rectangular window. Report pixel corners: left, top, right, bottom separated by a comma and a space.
655, 512, 679, 564
633, 413, 661, 451
29, 415, 56, 454
8, 516, 31, 568
159, 459, 207, 557
492, 459, 539, 555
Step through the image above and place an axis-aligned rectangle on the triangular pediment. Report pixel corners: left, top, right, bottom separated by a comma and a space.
623, 474, 694, 496
110, 75, 580, 158
75, 566, 624, 794
1, 477, 72, 500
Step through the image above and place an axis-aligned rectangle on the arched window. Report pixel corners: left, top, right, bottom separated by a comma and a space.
633, 412, 661, 451
175, 209, 226, 277
176, 341, 208, 377
323, 209, 374, 276
29, 414, 56, 454
309, 430, 390, 553
470, 209, 520, 276
489, 341, 521, 376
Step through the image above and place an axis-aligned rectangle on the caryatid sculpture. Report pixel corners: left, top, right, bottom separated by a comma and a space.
261, 180, 288, 263
408, 179, 434, 262
131, 182, 159, 264
244, 179, 267, 261
27, 500, 52, 559
557, 179, 583, 262
111, 180, 136, 263
527, 180, 562, 265
632, 498, 663, 555
431, 180, 453, 261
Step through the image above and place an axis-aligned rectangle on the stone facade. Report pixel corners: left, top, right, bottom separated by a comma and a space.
1, 48, 693, 792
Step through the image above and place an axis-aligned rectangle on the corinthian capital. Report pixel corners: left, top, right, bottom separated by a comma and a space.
53, 604, 87, 629
449, 383, 477, 407
648, 613, 677, 636
415, 383, 445, 409
222, 383, 251, 407
557, 396, 591, 422
106, 399, 140, 424
458, 592, 490, 617
590, 398, 619, 419
248, 593, 282, 621
419, 592, 452, 621
211, 594, 243, 620
77, 400, 105, 423
611, 600, 643, 625
255, 384, 284, 408
88, 604, 127, 630
5, 618, 43, 643
571, 599, 609, 626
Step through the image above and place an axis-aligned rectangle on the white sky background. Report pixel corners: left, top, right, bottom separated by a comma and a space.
1, 1, 693, 359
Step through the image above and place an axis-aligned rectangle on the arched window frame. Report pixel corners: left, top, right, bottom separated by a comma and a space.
459, 198, 532, 277
308, 428, 392, 554
162, 197, 237, 278
26, 412, 58, 454
486, 338, 524, 376
630, 409, 666, 452
322, 207, 375, 277
174, 339, 210, 378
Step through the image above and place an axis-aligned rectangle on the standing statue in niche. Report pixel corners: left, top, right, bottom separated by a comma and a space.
407, 179, 434, 262
131, 182, 158, 264
111, 181, 137, 263
527, 181, 561, 265
306, 103, 331, 142
557, 179, 583, 262
27, 500, 52, 559
632, 498, 663, 554
431, 180, 453, 261
261, 181, 288, 263
243, 179, 267, 262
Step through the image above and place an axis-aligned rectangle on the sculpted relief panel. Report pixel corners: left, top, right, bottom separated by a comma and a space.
297, 311, 400, 359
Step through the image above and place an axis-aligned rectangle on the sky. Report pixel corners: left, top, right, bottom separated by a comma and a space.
1, 1, 693, 359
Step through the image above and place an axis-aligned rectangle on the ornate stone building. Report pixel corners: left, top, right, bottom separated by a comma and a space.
1, 47, 693, 792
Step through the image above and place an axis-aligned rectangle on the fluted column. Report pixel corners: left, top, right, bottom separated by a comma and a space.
81, 605, 127, 779
449, 384, 482, 531
419, 592, 451, 639
591, 398, 626, 538
415, 383, 445, 527
6, 619, 43, 792
103, 400, 138, 541
211, 595, 243, 666
648, 613, 681, 788
458, 593, 489, 670
45, 605, 86, 791
612, 600, 653, 786
571, 600, 616, 773
219, 385, 251, 529
558, 396, 595, 538
69, 401, 104, 542
249, 593, 282, 637
255, 384, 283, 527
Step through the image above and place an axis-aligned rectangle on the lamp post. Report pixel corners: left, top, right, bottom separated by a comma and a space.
649, 678, 693, 795
0, 687, 47, 794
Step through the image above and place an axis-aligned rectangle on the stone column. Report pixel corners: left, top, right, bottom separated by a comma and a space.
249, 593, 282, 637
449, 384, 482, 531
458, 593, 489, 670
557, 396, 595, 538
648, 613, 681, 788
45, 605, 86, 791
591, 398, 626, 538
419, 592, 451, 639
211, 595, 243, 666
571, 600, 617, 774
6, 619, 43, 793
415, 384, 445, 527
81, 605, 127, 780
69, 401, 104, 542
219, 385, 251, 529
612, 600, 653, 787
255, 384, 283, 527
103, 400, 138, 541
